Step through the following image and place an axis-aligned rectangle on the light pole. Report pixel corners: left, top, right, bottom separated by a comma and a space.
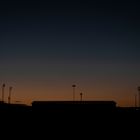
135, 94, 137, 108
80, 92, 83, 101
8, 87, 13, 104
72, 85, 76, 101
138, 86, 140, 108
2, 84, 6, 103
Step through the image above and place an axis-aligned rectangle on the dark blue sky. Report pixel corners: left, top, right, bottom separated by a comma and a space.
0, 0, 140, 106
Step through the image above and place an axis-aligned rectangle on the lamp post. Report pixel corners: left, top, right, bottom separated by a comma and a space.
80, 93, 83, 101
135, 94, 137, 108
72, 85, 76, 101
8, 87, 13, 104
2, 84, 6, 103
138, 86, 140, 108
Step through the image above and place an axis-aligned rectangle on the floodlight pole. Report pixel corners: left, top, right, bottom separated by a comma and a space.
72, 85, 76, 101
2, 84, 6, 103
80, 93, 83, 101
8, 87, 13, 104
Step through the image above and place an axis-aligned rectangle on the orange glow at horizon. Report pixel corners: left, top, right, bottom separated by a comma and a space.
2, 80, 137, 107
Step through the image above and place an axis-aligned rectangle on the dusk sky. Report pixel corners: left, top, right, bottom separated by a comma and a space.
0, 0, 140, 106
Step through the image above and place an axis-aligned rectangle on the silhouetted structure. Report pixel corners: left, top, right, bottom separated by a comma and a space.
135, 94, 137, 108
0, 102, 31, 113
32, 101, 117, 114
2, 84, 5, 102
72, 84, 76, 101
8, 87, 13, 104
138, 87, 140, 107
80, 93, 83, 101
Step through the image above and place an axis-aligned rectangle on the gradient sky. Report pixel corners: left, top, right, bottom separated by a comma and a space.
0, 0, 140, 106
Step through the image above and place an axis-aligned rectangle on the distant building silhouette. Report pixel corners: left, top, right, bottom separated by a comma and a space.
32, 101, 117, 113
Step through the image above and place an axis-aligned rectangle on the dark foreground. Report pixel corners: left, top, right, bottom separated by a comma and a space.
0, 101, 140, 121
1, 101, 139, 117
0, 102, 140, 138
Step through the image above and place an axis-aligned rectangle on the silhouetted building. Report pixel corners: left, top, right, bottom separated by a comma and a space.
32, 101, 117, 113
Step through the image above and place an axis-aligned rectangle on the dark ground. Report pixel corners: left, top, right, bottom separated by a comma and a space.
0, 103, 139, 138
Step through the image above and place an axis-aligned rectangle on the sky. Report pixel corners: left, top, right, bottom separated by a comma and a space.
0, 0, 140, 106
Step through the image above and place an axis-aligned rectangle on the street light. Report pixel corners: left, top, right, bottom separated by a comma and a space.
2, 84, 6, 102
80, 92, 83, 101
135, 94, 137, 108
72, 85, 76, 101
8, 86, 13, 104
138, 86, 140, 108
